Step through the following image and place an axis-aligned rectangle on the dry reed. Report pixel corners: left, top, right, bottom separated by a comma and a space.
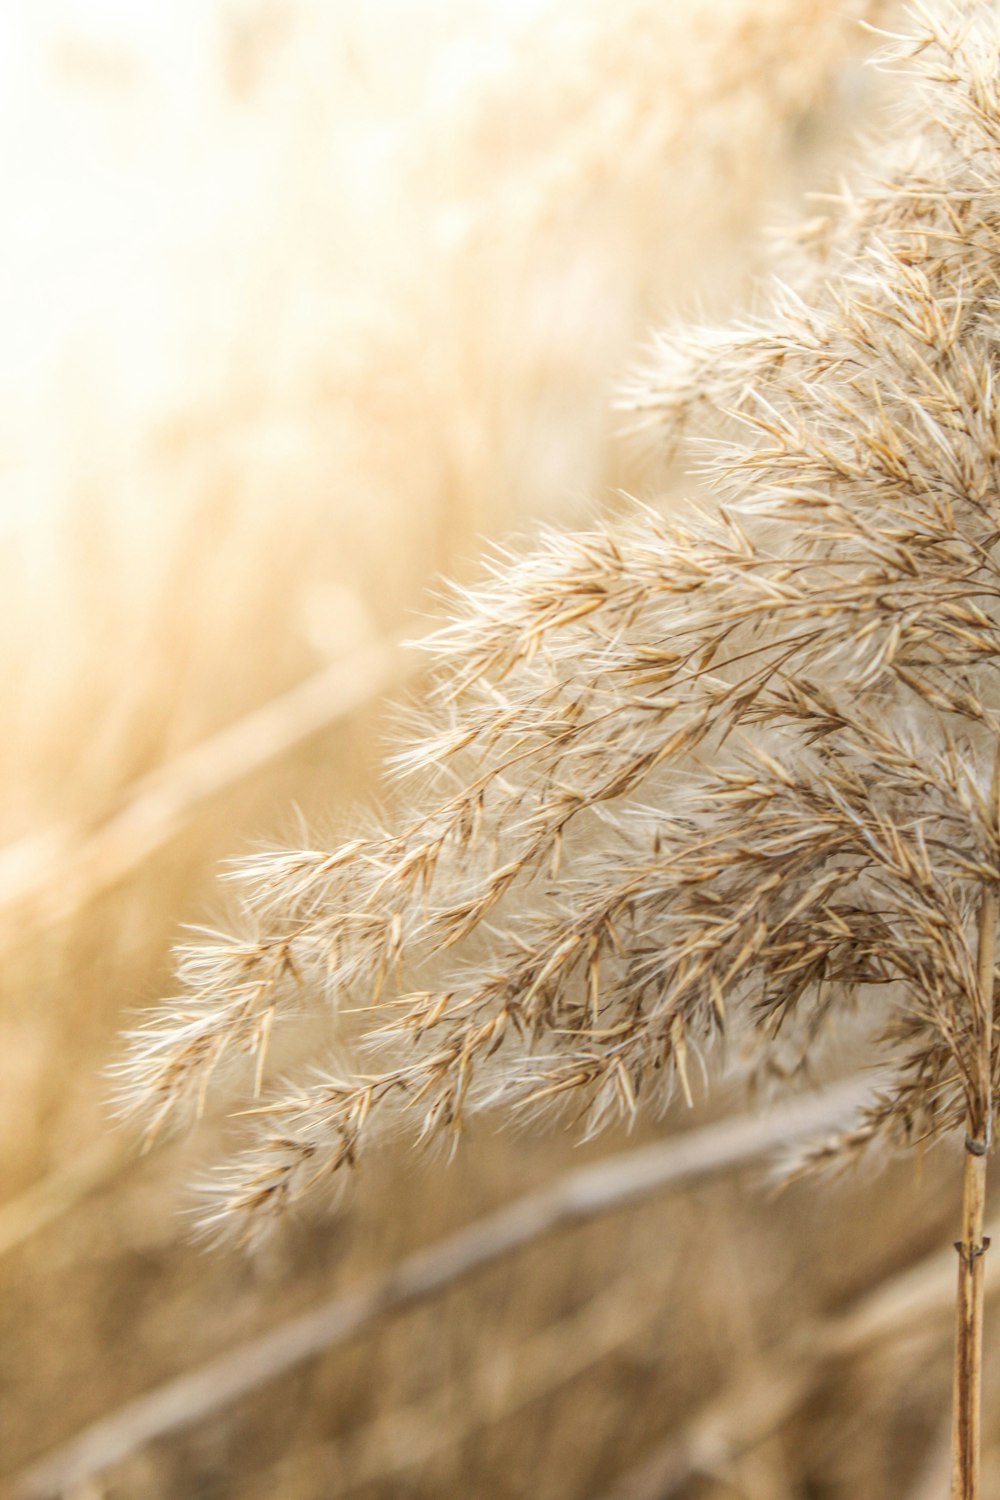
111, 6, 1000, 1490
121, 0, 999, 1234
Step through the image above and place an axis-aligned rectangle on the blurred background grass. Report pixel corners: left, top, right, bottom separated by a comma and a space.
3, 2, 986, 1496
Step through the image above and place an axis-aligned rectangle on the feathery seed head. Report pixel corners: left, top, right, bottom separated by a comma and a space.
117, 1, 1000, 1240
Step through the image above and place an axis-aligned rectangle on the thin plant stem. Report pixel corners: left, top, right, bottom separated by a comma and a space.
951, 868, 996, 1500
952, 1144, 988, 1500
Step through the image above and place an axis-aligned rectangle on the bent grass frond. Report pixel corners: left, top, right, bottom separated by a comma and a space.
111, 9, 1000, 1491
118, 2, 1000, 1243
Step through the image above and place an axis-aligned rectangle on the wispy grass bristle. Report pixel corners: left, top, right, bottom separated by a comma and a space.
117, 4, 1000, 1275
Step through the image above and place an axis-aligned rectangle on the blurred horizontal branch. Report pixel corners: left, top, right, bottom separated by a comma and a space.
269, 1270, 652, 1496
8, 1077, 866, 1500
247, 1128, 980, 1500
0, 640, 406, 932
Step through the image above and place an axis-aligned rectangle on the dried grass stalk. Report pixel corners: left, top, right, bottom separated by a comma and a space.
116, 2, 1000, 1491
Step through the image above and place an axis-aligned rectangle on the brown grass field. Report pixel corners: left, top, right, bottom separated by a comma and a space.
6, 3, 996, 1496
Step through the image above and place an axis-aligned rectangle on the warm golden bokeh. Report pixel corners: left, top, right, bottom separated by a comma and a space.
5, 5, 979, 1498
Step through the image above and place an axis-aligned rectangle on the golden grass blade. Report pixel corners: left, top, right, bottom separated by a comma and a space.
0, 640, 404, 932
0, 1136, 128, 1263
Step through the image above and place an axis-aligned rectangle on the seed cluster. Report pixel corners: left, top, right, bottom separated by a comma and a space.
118, 2, 1000, 1240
